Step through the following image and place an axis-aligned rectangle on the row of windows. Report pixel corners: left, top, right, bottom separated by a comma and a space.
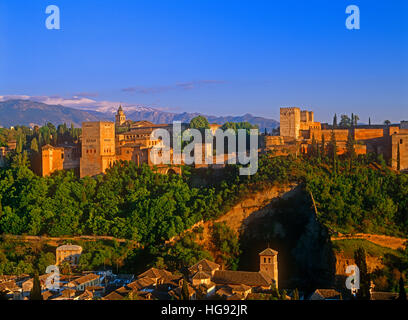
125, 134, 150, 139
263, 257, 273, 263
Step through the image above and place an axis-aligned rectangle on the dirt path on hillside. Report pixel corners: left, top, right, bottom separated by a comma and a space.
331, 233, 407, 251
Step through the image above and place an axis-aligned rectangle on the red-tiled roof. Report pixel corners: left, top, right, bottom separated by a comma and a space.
137, 268, 173, 280
212, 270, 272, 287
188, 259, 220, 274
192, 271, 211, 280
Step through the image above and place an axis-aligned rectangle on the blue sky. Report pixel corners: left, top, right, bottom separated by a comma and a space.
0, 0, 407, 123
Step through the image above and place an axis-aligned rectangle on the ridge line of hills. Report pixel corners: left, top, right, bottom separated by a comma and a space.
0, 99, 279, 132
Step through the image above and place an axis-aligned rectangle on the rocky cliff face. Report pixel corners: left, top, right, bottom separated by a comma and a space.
168, 183, 336, 291
215, 183, 300, 234
236, 185, 336, 291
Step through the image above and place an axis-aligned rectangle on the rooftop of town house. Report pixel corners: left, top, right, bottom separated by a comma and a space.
310, 289, 342, 300
212, 270, 272, 287
68, 273, 99, 286
137, 268, 173, 280
188, 259, 220, 274
102, 290, 126, 300
127, 277, 156, 291
192, 271, 211, 280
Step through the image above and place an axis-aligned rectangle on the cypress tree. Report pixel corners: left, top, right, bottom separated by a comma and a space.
333, 114, 338, 128
329, 131, 338, 172
293, 288, 299, 300
354, 115, 359, 126
181, 279, 190, 300
16, 135, 23, 153
321, 134, 326, 159
369, 117, 371, 126
30, 137, 39, 153
30, 272, 43, 300
397, 143, 401, 171
354, 248, 371, 300
346, 131, 356, 160
398, 277, 406, 300
311, 134, 317, 157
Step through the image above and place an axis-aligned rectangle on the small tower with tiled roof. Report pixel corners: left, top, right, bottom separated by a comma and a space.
115, 105, 126, 126
259, 247, 278, 289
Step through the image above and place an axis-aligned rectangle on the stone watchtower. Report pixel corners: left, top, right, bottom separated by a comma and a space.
115, 105, 126, 126
259, 248, 278, 289
280, 107, 301, 139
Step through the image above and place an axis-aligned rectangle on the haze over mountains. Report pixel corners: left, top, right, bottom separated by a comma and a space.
0, 99, 279, 131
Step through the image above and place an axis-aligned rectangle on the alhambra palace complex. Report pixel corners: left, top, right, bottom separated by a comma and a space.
23, 106, 408, 177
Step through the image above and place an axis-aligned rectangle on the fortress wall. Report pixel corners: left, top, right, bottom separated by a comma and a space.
310, 129, 349, 142
265, 136, 285, 147
62, 146, 81, 170
354, 129, 384, 141
392, 134, 408, 170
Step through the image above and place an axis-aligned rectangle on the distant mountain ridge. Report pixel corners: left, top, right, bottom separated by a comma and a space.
0, 99, 279, 131
0, 100, 110, 128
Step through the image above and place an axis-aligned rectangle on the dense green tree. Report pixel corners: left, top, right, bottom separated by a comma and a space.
339, 115, 351, 127
190, 116, 210, 130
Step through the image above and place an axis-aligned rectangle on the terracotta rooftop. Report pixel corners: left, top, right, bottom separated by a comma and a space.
169, 283, 196, 300
229, 284, 252, 292
371, 292, 399, 300
69, 273, 99, 286
137, 268, 173, 280
192, 271, 211, 280
259, 248, 278, 256
0, 280, 20, 292
188, 259, 220, 274
77, 290, 94, 300
212, 270, 272, 287
102, 291, 125, 300
311, 289, 341, 300
128, 277, 156, 291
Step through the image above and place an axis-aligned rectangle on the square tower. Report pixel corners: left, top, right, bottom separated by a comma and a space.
280, 107, 301, 139
115, 105, 126, 126
80, 121, 116, 178
259, 248, 278, 289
